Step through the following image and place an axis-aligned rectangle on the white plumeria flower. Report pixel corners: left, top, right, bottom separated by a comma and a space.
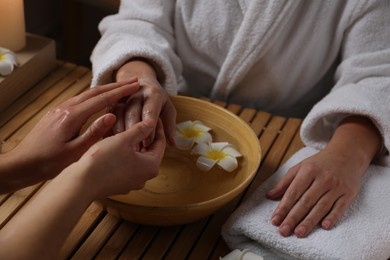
191, 142, 242, 172
0, 47, 18, 76
175, 120, 212, 150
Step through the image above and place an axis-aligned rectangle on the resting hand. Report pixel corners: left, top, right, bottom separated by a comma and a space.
113, 59, 176, 146
267, 116, 381, 238
267, 148, 361, 238
9, 79, 140, 181
79, 119, 166, 197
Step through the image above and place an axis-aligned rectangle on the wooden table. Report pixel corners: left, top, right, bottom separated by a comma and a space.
0, 61, 304, 259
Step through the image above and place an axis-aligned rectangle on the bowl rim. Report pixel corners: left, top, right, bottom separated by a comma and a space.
109, 95, 262, 210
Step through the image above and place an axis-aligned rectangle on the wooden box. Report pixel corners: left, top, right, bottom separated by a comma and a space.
0, 34, 56, 113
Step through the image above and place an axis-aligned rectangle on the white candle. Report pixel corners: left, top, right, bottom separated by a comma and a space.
0, 0, 26, 51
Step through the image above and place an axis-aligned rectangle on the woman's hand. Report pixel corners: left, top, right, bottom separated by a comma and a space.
79, 118, 166, 198
1, 79, 140, 192
267, 116, 382, 238
113, 59, 176, 147
267, 148, 361, 238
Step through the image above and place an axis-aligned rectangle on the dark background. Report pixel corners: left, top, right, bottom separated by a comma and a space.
24, 0, 119, 67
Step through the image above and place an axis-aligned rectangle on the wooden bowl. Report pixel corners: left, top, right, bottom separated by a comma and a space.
99, 95, 261, 226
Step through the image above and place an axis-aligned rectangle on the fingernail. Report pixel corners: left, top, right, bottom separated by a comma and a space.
271, 215, 282, 226
280, 224, 291, 237
295, 226, 306, 237
322, 220, 332, 230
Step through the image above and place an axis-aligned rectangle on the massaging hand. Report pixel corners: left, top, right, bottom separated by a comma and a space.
10, 79, 140, 181
78, 119, 166, 197
114, 59, 176, 147
267, 116, 381, 238
0, 120, 165, 259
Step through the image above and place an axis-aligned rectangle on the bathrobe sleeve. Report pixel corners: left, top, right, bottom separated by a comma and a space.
300, 0, 390, 165
90, 0, 181, 95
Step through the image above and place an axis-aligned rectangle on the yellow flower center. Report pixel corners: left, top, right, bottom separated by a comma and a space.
207, 149, 226, 161
0, 53, 5, 61
181, 127, 203, 138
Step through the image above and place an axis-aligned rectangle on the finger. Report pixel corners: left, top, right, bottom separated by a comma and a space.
293, 191, 341, 238
125, 96, 143, 129
64, 78, 138, 106
144, 119, 166, 161
72, 113, 116, 151
141, 89, 164, 126
112, 103, 126, 134
141, 89, 167, 147
73, 82, 140, 122
321, 194, 354, 230
125, 96, 144, 150
120, 119, 155, 147
141, 90, 165, 147
278, 181, 329, 237
59, 83, 139, 133
160, 98, 177, 146
271, 166, 314, 227
267, 163, 301, 199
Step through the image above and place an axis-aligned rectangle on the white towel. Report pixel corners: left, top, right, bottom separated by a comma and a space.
222, 147, 390, 260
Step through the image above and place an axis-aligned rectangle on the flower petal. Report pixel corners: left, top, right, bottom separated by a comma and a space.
191, 143, 210, 155
5, 53, 17, 66
196, 156, 217, 171
222, 146, 242, 158
210, 142, 230, 151
192, 120, 212, 131
175, 134, 195, 150
0, 48, 18, 76
194, 131, 212, 144
176, 120, 194, 132
217, 155, 238, 172
0, 60, 14, 76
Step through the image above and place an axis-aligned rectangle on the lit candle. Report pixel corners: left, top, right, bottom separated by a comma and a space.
0, 0, 26, 51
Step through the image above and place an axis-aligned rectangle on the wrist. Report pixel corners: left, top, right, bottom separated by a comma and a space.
327, 116, 382, 173
115, 58, 163, 84
59, 160, 99, 203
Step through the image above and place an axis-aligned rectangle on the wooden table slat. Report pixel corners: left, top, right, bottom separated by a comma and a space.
238, 108, 257, 124
249, 111, 272, 137
60, 203, 105, 259
212, 100, 227, 108
282, 127, 305, 164
225, 103, 242, 115
141, 226, 182, 259
163, 218, 209, 259
118, 226, 159, 260
71, 213, 121, 259
244, 117, 301, 199
188, 198, 239, 260
95, 221, 139, 260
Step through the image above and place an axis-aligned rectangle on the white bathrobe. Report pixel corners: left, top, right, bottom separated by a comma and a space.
91, 0, 390, 160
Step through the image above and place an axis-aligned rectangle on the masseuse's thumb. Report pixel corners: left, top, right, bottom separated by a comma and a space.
122, 119, 156, 146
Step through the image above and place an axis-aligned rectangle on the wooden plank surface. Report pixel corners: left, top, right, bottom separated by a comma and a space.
0, 62, 303, 259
